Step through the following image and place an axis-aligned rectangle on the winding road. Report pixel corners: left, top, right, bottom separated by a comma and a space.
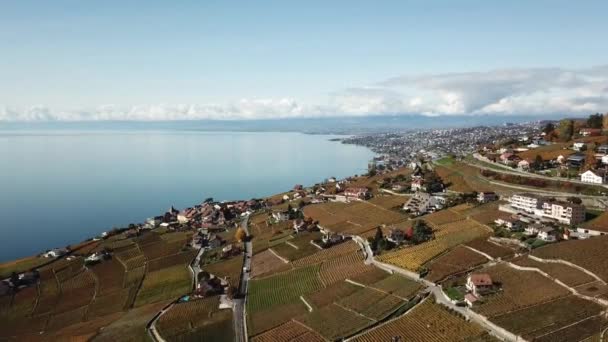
233, 215, 251, 342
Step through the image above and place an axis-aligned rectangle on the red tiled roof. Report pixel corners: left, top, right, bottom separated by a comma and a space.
469, 273, 493, 286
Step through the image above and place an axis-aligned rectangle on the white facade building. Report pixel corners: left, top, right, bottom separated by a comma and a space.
508, 194, 543, 213
581, 170, 604, 184
507, 193, 586, 225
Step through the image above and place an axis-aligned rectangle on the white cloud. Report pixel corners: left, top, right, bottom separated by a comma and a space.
2, 65, 608, 121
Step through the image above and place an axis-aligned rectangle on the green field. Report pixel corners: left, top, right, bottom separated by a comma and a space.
247, 265, 323, 312
134, 265, 192, 307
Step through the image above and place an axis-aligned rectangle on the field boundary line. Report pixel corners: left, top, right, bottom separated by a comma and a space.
534, 313, 604, 340
463, 245, 495, 261
310, 240, 324, 250
343, 295, 427, 341
285, 241, 299, 250
300, 296, 313, 312
291, 319, 324, 335
528, 255, 607, 285
267, 248, 289, 264
506, 262, 608, 307
345, 278, 366, 287
83, 267, 99, 320
360, 199, 400, 215
334, 302, 376, 322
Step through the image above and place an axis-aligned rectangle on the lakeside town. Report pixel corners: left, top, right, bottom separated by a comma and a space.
3, 113, 608, 341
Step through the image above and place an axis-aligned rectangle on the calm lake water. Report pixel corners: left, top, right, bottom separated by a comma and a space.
0, 130, 374, 262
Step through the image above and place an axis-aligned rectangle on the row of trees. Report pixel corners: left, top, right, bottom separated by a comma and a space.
544, 113, 607, 142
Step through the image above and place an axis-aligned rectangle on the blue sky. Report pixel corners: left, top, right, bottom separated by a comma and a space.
1, 1, 608, 120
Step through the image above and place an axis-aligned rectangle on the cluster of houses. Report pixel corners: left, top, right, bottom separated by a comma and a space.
146, 200, 263, 232
494, 193, 600, 242
483, 136, 608, 184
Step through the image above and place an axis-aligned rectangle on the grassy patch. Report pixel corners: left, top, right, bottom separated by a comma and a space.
134, 265, 191, 307
435, 156, 455, 166
445, 287, 465, 301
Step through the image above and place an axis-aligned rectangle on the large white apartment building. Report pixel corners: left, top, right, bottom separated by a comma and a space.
508, 193, 544, 213
507, 193, 585, 225
540, 201, 586, 225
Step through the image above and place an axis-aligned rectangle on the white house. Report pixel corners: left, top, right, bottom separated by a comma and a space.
602, 155, 608, 165
581, 170, 604, 184
517, 159, 531, 170
411, 179, 424, 192
85, 251, 107, 263
272, 211, 290, 222
43, 248, 68, 258
537, 227, 557, 242
524, 224, 544, 236
344, 187, 371, 200
466, 273, 493, 297
573, 142, 586, 151
494, 216, 523, 231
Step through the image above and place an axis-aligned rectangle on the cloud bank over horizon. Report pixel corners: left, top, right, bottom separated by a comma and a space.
2, 65, 608, 121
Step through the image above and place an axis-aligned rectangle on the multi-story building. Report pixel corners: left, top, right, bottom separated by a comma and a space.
508, 193, 544, 213
403, 192, 440, 215
506, 193, 586, 226
540, 200, 586, 225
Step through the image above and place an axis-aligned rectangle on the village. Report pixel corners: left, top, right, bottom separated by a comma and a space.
3, 115, 608, 341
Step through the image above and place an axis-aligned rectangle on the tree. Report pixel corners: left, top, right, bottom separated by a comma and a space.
587, 113, 604, 129
10, 272, 19, 286
542, 122, 555, 134
234, 227, 246, 242
557, 119, 574, 142
532, 155, 543, 170
411, 220, 432, 244
371, 226, 383, 252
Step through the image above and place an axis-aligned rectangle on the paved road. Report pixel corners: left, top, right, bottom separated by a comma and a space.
354, 234, 519, 342
147, 302, 174, 342
470, 153, 608, 190
190, 241, 206, 290
148, 240, 205, 342
233, 215, 251, 342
